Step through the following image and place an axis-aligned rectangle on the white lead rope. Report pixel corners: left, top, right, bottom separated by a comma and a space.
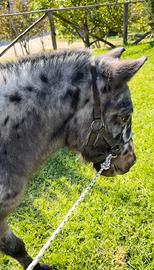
26, 154, 113, 270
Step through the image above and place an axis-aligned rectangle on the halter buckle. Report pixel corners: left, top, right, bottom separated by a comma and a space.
90, 119, 104, 132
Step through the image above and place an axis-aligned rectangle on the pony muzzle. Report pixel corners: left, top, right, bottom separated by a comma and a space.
93, 148, 136, 177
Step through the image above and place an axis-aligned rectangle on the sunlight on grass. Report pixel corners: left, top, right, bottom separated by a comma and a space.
0, 44, 153, 270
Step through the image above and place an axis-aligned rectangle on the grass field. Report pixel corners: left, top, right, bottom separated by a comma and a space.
0, 43, 153, 270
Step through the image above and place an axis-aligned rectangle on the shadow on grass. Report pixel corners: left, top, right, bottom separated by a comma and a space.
10, 148, 92, 220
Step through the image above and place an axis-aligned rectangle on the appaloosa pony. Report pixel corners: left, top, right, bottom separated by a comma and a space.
0, 48, 147, 269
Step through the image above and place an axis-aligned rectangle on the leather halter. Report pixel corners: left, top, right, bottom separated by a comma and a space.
85, 66, 123, 157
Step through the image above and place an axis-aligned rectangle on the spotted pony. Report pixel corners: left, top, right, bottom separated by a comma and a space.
0, 48, 147, 269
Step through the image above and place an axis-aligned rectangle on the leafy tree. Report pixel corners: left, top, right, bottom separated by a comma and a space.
0, 0, 48, 55
146, 0, 154, 34
0, 0, 152, 51
29, 0, 151, 47
129, 3, 150, 36
29, 0, 124, 48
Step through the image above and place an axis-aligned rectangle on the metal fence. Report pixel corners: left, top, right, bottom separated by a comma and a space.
0, 1, 148, 59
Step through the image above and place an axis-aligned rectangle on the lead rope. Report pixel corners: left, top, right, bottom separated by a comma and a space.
26, 154, 113, 270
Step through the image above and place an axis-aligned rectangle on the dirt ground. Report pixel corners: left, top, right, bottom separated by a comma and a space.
0, 34, 85, 63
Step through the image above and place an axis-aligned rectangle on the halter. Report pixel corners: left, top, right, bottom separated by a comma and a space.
85, 66, 128, 158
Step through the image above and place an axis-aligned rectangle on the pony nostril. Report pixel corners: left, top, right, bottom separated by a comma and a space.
124, 152, 136, 167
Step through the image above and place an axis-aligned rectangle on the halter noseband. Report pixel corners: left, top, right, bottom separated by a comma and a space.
85, 66, 124, 158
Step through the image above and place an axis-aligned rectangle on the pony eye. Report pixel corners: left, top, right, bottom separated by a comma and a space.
119, 115, 130, 123
120, 115, 130, 122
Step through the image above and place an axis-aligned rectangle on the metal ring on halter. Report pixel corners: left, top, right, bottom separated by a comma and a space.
90, 119, 104, 132
111, 145, 121, 157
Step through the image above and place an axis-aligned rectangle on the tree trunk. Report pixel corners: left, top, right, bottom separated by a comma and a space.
48, 11, 57, 50
13, 45, 18, 57
53, 13, 115, 48
83, 16, 90, 47
22, 39, 30, 55
123, 3, 129, 45
19, 41, 25, 56
40, 33, 45, 51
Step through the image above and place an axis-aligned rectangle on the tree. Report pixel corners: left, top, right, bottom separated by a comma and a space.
0, 1, 151, 51
29, 0, 124, 48
129, 3, 150, 36
146, 0, 154, 35
0, 0, 48, 55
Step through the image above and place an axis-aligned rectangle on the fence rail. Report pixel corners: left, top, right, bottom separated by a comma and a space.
0, 14, 47, 57
0, 1, 147, 59
0, 1, 144, 17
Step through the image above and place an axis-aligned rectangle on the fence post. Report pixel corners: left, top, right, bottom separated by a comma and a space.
47, 11, 57, 50
123, 2, 129, 45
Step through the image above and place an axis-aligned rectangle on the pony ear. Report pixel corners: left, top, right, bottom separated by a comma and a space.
111, 56, 147, 86
102, 47, 125, 59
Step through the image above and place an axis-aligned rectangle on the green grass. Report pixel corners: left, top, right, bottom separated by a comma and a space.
0, 43, 154, 270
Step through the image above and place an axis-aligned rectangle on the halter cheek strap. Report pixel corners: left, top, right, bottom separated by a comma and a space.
85, 65, 123, 157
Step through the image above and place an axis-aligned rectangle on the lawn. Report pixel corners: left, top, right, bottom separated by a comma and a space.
0, 43, 153, 270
